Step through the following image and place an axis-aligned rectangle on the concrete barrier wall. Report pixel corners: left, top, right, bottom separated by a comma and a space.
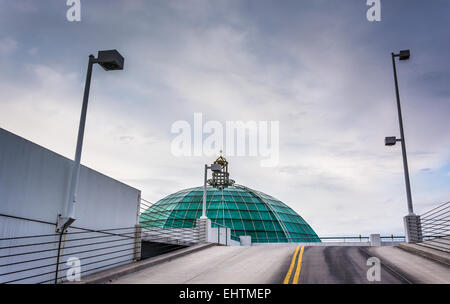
208, 227, 232, 245
0, 128, 141, 283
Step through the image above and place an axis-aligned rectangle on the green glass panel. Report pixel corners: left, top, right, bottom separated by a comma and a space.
226, 202, 238, 210
252, 220, 265, 230
243, 220, 255, 231
239, 210, 251, 220
249, 212, 262, 221
255, 204, 269, 211
259, 212, 272, 220
233, 220, 244, 230
212, 195, 223, 202
223, 209, 233, 219
175, 202, 191, 209
262, 221, 275, 231
228, 210, 240, 218
189, 202, 201, 209
224, 219, 233, 229
207, 202, 221, 209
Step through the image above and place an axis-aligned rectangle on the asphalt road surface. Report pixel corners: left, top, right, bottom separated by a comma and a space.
293, 246, 404, 284
113, 245, 450, 284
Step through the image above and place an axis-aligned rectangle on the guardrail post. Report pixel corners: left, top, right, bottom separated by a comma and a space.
134, 224, 142, 261
370, 234, 381, 246
240, 235, 251, 246
226, 228, 228, 246
196, 218, 211, 243
54, 231, 65, 284
404, 215, 422, 243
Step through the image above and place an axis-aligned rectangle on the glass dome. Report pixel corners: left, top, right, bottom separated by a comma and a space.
139, 184, 320, 243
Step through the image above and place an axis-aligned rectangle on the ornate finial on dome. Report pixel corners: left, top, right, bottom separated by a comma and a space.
208, 152, 234, 188
215, 150, 228, 168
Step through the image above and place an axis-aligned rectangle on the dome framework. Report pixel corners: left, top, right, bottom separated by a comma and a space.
140, 184, 320, 243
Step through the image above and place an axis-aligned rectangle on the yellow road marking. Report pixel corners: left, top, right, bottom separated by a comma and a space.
283, 245, 300, 284
292, 246, 305, 284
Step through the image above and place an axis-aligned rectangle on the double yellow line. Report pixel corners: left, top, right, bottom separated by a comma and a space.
283, 245, 305, 284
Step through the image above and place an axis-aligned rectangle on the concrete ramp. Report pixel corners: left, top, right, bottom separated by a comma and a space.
112, 244, 450, 284
113, 245, 296, 284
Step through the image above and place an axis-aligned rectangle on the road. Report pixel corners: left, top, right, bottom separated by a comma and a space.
295, 246, 404, 284
112, 245, 450, 284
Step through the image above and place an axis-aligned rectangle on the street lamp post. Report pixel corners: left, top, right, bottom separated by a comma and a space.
201, 163, 222, 219
391, 50, 414, 215
57, 50, 124, 232
385, 49, 422, 243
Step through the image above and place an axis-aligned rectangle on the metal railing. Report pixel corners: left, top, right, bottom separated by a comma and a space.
0, 213, 141, 284
419, 201, 450, 251
139, 199, 201, 246
1, 198, 212, 284
232, 234, 405, 244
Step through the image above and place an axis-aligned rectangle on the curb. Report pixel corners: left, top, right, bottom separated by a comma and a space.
70, 243, 216, 284
397, 243, 450, 266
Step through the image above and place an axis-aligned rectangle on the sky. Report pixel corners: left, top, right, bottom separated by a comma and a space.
0, 0, 449, 236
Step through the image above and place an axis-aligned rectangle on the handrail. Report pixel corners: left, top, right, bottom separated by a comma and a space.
417, 201, 450, 251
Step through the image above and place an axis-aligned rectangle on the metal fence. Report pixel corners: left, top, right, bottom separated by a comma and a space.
0, 213, 140, 284
247, 235, 405, 244
0, 198, 210, 284
139, 199, 201, 246
419, 201, 450, 251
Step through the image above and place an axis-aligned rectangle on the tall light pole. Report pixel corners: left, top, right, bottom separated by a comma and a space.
389, 49, 414, 215
57, 50, 124, 232
385, 49, 422, 243
201, 163, 222, 219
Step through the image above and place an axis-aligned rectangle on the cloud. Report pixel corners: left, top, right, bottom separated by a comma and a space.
0, 37, 17, 54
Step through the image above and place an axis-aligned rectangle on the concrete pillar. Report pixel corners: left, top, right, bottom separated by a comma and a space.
240, 235, 251, 246
134, 224, 142, 261
196, 218, 211, 243
404, 215, 422, 243
369, 234, 381, 246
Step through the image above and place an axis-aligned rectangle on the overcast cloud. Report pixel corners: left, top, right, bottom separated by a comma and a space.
1, 0, 449, 236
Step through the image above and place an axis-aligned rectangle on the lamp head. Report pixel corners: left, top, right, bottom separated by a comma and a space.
97, 50, 124, 71
398, 50, 411, 61
385, 136, 398, 146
